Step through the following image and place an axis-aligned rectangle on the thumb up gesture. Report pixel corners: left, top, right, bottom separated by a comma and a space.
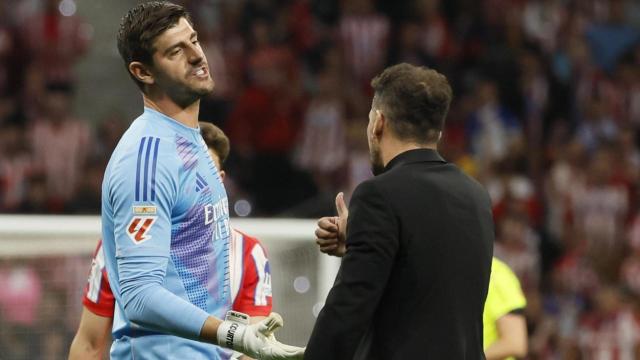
315, 192, 348, 257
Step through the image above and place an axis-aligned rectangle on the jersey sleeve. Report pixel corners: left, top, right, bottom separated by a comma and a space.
109, 136, 175, 259
487, 259, 527, 320
232, 235, 272, 316
107, 136, 210, 339
82, 240, 115, 318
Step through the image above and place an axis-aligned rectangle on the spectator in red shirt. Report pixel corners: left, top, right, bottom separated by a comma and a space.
576, 286, 640, 359
226, 23, 314, 214
29, 82, 90, 211
20, 0, 90, 83
339, 0, 390, 87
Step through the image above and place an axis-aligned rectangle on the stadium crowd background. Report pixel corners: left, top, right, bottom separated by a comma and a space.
0, 0, 639, 358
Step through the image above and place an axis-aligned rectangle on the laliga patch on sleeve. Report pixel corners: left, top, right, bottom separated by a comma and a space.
127, 216, 157, 244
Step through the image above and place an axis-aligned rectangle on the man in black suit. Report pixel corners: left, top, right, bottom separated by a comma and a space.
306, 63, 494, 360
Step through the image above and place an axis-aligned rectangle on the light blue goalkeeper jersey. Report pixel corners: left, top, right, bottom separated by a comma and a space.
101, 107, 233, 359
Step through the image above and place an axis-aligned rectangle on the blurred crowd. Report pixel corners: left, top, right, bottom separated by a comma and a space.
1, 0, 640, 358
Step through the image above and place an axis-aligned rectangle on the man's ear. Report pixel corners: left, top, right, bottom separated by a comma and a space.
373, 110, 385, 137
129, 61, 155, 86
219, 170, 226, 181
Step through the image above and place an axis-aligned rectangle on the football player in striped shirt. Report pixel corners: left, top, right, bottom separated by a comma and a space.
70, 123, 275, 360
95, 2, 301, 359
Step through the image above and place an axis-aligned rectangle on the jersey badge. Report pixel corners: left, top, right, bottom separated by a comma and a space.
127, 216, 157, 244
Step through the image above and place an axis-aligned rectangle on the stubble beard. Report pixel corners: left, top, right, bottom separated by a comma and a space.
370, 144, 384, 176
162, 72, 215, 108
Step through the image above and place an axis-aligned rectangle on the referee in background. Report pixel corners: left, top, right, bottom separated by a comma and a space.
307, 63, 494, 360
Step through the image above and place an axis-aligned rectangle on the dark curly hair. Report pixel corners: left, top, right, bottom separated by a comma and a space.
371, 63, 453, 144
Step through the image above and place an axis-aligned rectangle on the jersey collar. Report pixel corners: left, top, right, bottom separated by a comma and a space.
143, 107, 201, 137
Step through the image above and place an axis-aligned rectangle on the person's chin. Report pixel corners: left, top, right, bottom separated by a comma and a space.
185, 85, 213, 99
194, 80, 215, 95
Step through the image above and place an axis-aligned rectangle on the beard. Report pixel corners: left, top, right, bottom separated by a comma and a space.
168, 80, 214, 108
369, 144, 385, 176
157, 71, 215, 108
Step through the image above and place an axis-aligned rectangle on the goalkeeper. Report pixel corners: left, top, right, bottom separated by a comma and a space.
95, 2, 302, 359
70, 124, 278, 360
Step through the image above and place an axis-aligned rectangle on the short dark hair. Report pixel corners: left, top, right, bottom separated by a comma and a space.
371, 63, 452, 144
199, 122, 230, 167
117, 1, 191, 90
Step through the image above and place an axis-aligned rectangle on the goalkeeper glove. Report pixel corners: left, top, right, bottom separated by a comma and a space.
217, 311, 305, 360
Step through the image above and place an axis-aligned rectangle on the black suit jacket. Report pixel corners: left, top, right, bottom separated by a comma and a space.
305, 149, 494, 360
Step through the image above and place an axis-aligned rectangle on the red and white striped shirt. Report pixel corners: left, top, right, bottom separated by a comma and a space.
295, 99, 347, 174
578, 309, 640, 360
30, 118, 90, 201
340, 13, 390, 82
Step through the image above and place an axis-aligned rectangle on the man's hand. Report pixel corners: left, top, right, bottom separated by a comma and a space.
217, 311, 304, 360
315, 192, 348, 257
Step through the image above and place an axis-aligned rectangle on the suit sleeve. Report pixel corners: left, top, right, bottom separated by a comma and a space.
108, 137, 210, 339
306, 180, 398, 360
